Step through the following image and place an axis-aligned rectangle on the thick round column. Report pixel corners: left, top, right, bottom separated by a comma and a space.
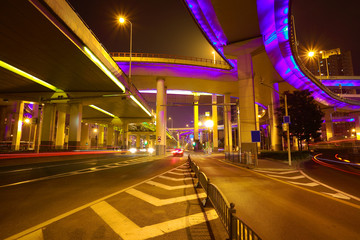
41, 103, 56, 150
98, 125, 104, 148
107, 125, 115, 149
193, 93, 200, 150
55, 104, 67, 149
224, 94, 233, 152
68, 103, 82, 150
270, 84, 281, 151
324, 109, 334, 141
136, 134, 141, 148
156, 78, 166, 155
11, 101, 24, 151
212, 94, 218, 152
80, 123, 90, 149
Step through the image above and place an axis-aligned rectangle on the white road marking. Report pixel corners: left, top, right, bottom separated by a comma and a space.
126, 188, 206, 206
91, 201, 218, 240
5, 163, 189, 240
300, 170, 360, 202
16, 229, 43, 240
322, 192, 351, 200
166, 171, 191, 176
267, 174, 305, 180
158, 175, 193, 181
146, 180, 194, 190
287, 181, 319, 187
172, 168, 190, 172
255, 170, 299, 175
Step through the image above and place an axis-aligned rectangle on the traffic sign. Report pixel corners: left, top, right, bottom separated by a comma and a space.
157, 136, 161, 143
251, 131, 261, 143
283, 116, 291, 124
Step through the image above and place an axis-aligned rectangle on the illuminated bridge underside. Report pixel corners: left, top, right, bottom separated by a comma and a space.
183, 0, 360, 110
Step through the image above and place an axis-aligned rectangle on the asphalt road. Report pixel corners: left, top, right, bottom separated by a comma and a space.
190, 153, 360, 240
0, 153, 194, 239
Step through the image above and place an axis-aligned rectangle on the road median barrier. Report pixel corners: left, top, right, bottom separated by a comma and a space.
187, 154, 262, 240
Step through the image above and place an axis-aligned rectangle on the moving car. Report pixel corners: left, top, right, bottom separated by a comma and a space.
172, 149, 184, 157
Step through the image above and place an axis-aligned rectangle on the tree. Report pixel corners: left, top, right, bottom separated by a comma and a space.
277, 90, 324, 151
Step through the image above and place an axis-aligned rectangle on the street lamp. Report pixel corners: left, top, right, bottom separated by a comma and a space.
119, 17, 133, 81
168, 117, 173, 129
308, 51, 322, 81
212, 51, 216, 64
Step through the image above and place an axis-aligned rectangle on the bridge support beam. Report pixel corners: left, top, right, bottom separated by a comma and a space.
80, 123, 90, 149
193, 93, 200, 150
156, 78, 166, 155
224, 94, 232, 152
98, 125, 104, 149
270, 84, 282, 151
324, 109, 334, 141
237, 54, 257, 158
11, 101, 24, 151
212, 94, 218, 152
68, 103, 82, 150
41, 104, 56, 151
55, 104, 67, 149
107, 125, 114, 149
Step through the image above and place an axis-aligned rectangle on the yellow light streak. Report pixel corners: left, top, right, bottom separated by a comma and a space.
0, 60, 61, 92
84, 47, 126, 92
89, 105, 115, 118
130, 95, 152, 117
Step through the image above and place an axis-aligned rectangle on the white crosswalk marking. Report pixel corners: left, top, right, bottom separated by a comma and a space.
91, 201, 218, 240
267, 174, 305, 180
126, 188, 206, 206
159, 175, 193, 181
146, 180, 194, 190
255, 170, 299, 175
166, 171, 191, 176
287, 181, 319, 187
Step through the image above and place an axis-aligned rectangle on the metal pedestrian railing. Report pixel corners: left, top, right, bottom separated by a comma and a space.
188, 155, 262, 240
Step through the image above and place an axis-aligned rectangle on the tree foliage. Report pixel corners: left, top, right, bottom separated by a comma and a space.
277, 90, 324, 150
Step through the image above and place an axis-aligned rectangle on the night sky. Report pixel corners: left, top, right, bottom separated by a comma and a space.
67, 0, 360, 127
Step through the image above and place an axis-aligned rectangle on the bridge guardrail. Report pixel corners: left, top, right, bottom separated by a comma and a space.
110, 52, 231, 69
187, 155, 262, 240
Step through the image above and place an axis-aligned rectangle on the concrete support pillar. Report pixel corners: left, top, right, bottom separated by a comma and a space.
68, 103, 82, 150
0, 106, 7, 141
193, 93, 200, 149
270, 85, 282, 151
107, 125, 115, 149
80, 123, 90, 149
224, 94, 233, 152
164, 86, 168, 147
324, 109, 334, 141
11, 101, 24, 151
41, 104, 56, 150
238, 54, 257, 155
156, 78, 166, 155
136, 134, 141, 148
98, 125, 104, 148
212, 94, 218, 152
55, 104, 67, 149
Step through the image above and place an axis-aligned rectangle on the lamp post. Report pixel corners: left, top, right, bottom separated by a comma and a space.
119, 17, 133, 81
168, 117, 173, 129
212, 51, 216, 64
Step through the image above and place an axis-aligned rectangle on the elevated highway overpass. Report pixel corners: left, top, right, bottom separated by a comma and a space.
1, 0, 360, 154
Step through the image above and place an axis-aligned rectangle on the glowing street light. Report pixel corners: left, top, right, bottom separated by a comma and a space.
308, 50, 322, 81
118, 17, 133, 81
212, 51, 216, 64
24, 118, 32, 149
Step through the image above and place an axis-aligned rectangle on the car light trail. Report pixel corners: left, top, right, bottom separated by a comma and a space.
312, 154, 360, 176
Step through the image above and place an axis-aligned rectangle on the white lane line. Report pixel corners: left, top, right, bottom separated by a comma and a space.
267, 174, 305, 180
287, 181, 319, 187
255, 170, 299, 175
91, 201, 218, 240
146, 180, 194, 190
158, 175, 193, 181
126, 188, 206, 206
171, 168, 190, 172
4, 163, 188, 240
300, 170, 360, 202
322, 192, 351, 200
17, 229, 43, 240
